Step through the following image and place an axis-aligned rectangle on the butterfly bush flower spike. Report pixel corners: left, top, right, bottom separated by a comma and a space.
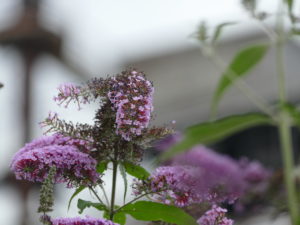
197, 205, 234, 225
107, 70, 154, 141
51, 217, 118, 225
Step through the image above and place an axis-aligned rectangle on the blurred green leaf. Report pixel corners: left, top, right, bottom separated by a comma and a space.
96, 161, 108, 174
123, 162, 150, 180
211, 44, 269, 116
291, 28, 300, 35
103, 211, 110, 219
285, 0, 293, 14
282, 103, 300, 126
68, 186, 86, 210
113, 212, 126, 225
212, 22, 236, 44
119, 163, 128, 204
159, 113, 273, 162
196, 21, 208, 42
77, 199, 107, 214
121, 201, 197, 225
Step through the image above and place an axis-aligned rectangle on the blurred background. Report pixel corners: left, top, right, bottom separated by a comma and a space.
0, 0, 299, 224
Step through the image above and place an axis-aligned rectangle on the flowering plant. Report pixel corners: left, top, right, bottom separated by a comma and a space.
159, 0, 300, 224
10, 69, 205, 225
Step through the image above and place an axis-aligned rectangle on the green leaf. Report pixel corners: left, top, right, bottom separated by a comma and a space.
119, 164, 128, 204
282, 103, 300, 127
212, 22, 236, 44
103, 211, 109, 219
211, 44, 269, 116
113, 212, 126, 225
121, 201, 197, 225
196, 21, 208, 42
77, 199, 107, 214
159, 113, 273, 161
123, 162, 150, 180
96, 161, 108, 174
68, 186, 86, 210
285, 0, 293, 13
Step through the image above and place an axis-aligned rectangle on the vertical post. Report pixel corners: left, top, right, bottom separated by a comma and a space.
20, 52, 34, 225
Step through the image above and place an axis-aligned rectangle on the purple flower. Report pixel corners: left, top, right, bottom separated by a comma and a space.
107, 70, 154, 141
238, 158, 271, 197
154, 133, 271, 211
154, 132, 182, 152
197, 205, 234, 225
134, 166, 202, 207
169, 146, 246, 204
51, 216, 118, 225
54, 83, 90, 109
10, 134, 99, 186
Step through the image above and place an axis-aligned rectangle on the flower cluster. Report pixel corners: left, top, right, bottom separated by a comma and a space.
239, 158, 270, 193
134, 166, 201, 207
53, 83, 90, 109
51, 217, 117, 225
169, 146, 247, 204
197, 205, 233, 225
10, 134, 99, 186
154, 132, 182, 152
154, 134, 271, 206
107, 70, 154, 141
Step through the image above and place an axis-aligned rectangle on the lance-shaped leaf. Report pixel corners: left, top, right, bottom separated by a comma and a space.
212, 22, 236, 44
77, 199, 107, 214
123, 162, 150, 180
119, 163, 128, 204
121, 201, 197, 225
211, 44, 269, 116
68, 186, 86, 210
159, 113, 273, 161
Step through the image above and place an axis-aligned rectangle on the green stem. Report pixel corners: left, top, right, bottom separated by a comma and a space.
100, 183, 110, 206
89, 186, 105, 206
109, 159, 118, 220
276, 2, 299, 224
278, 116, 298, 225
